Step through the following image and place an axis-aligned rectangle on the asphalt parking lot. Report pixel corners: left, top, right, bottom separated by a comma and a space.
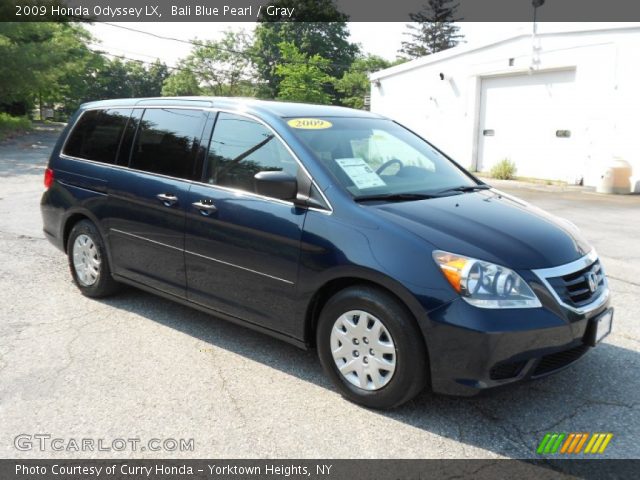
1, 125, 639, 459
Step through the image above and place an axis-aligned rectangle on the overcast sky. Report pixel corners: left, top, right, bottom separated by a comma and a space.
86, 22, 637, 68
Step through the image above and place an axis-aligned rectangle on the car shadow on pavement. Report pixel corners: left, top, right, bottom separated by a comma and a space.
100, 287, 639, 459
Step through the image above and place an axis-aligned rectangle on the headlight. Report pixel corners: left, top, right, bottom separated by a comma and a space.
432, 250, 541, 309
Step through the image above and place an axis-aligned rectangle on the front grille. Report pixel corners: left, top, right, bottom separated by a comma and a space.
546, 260, 605, 308
533, 344, 590, 377
490, 360, 527, 380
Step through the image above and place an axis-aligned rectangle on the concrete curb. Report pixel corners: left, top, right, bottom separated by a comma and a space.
479, 177, 640, 197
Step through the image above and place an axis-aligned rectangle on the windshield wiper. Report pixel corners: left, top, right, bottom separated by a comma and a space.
436, 184, 491, 195
354, 193, 435, 203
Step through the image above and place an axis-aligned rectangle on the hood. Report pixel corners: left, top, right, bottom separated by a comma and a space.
370, 189, 592, 270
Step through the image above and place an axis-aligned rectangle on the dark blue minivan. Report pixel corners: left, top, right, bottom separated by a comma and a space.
41, 97, 613, 408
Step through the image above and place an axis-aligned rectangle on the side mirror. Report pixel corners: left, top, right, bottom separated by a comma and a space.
254, 171, 298, 201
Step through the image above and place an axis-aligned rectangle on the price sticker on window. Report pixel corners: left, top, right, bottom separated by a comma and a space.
335, 158, 386, 190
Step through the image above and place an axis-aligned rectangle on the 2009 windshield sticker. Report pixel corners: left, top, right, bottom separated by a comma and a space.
287, 118, 333, 129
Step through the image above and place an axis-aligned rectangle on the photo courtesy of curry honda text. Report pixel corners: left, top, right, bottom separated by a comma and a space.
41, 97, 613, 409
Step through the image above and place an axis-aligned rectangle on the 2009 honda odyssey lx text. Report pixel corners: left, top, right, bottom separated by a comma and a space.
41, 97, 613, 408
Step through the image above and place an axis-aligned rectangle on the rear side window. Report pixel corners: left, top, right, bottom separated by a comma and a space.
129, 108, 207, 179
64, 109, 131, 164
206, 113, 298, 193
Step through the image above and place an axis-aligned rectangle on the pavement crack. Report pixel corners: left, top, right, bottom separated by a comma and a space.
54, 311, 106, 383
471, 403, 531, 455
606, 275, 640, 288
0, 353, 7, 375
537, 402, 589, 432
618, 334, 640, 345
523, 390, 639, 436
206, 347, 251, 435
528, 386, 636, 409
455, 418, 468, 458
12, 310, 103, 341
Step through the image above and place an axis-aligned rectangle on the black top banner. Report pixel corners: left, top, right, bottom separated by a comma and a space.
4, 0, 640, 22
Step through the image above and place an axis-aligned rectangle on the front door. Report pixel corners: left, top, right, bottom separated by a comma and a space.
184, 112, 306, 334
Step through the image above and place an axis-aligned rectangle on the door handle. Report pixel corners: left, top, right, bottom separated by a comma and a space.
156, 193, 179, 206
192, 200, 218, 215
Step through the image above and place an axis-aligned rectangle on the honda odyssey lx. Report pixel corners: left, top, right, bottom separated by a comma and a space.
41, 97, 613, 408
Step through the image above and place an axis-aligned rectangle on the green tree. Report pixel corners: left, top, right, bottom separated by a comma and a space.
51, 41, 107, 115
135, 60, 170, 97
334, 55, 405, 109
87, 58, 132, 100
0, 19, 168, 117
252, 0, 359, 99
162, 65, 202, 96
82, 58, 169, 101
274, 42, 333, 104
0, 22, 97, 114
162, 30, 255, 97
399, 0, 463, 59
188, 30, 255, 96
129, 60, 169, 97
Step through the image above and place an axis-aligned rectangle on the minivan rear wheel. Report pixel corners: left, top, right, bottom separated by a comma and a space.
317, 285, 428, 409
67, 220, 119, 298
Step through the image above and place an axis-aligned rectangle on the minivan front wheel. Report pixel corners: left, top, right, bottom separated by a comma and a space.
67, 220, 119, 298
330, 310, 397, 390
317, 286, 428, 409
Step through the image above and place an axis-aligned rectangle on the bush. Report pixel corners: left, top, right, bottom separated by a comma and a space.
0, 113, 31, 140
490, 158, 517, 180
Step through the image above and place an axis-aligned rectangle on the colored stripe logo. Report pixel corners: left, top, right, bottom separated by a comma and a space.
537, 433, 613, 454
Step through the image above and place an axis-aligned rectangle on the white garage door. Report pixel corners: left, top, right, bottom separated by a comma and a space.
478, 70, 580, 182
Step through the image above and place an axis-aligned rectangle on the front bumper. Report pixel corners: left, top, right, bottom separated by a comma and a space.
423, 292, 611, 397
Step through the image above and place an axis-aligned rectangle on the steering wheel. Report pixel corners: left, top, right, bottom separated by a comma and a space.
376, 159, 403, 175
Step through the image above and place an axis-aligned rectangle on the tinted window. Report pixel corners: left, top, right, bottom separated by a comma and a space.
207, 113, 298, 193
116, 109, 143, 166
130, 108, 207, 179
64, 109, 131, 164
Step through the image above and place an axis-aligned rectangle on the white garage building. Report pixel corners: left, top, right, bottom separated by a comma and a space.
370, 24, 640, 191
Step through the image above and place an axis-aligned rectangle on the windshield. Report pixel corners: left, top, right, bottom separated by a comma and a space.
286, 117, 477, 199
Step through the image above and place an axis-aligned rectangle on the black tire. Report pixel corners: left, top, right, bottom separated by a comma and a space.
316, 285, 428, 409
67, 219, 119, 298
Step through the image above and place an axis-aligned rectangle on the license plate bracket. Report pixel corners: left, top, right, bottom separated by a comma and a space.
585, 308, 614, 347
